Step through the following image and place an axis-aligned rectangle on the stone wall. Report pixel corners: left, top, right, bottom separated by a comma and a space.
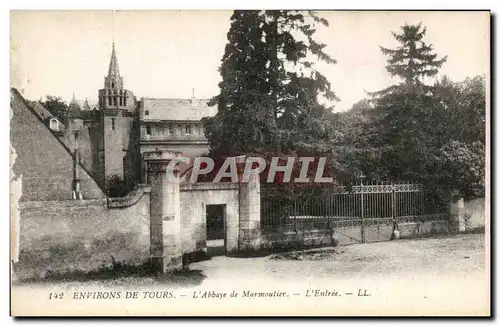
238, 174, 261, 252
140, 143, 210, 158
260, 219, 452, 253
179, 182, 240, 254
60, 120, 95, 178
398, 220, 450, 238
14, 186, 151, 281
261, 229, 334, 252
464, 198, 486, 230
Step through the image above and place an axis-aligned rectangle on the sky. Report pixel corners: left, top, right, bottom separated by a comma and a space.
10, 10, 490, 112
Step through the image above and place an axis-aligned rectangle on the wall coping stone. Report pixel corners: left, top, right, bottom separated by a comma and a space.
19, 184, 151, 210
180, 182, 239, 192
20, 198, 106, 209
107, 184, 151, 208
398, 220, 448, 226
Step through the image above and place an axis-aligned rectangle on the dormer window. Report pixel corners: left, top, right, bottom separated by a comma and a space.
49, 118, 58, 131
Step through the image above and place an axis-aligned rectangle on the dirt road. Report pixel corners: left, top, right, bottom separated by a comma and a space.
11, 234, 489, 316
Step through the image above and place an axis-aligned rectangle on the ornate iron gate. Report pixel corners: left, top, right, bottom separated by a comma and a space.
260, 181, 448, 245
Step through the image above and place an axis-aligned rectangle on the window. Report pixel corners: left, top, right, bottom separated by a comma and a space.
185, 125, 191, 134
111, 82, 115, 88
111, 118, 115, 130
50, 119, 58, 130
168, 124, 173, 135
108, 96, 112, 106
145, 110, 150, 116
113, 96, 117, 106
146, 125, 151, 136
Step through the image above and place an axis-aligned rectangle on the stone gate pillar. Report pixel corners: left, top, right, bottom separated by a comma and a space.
144, 151, 183, 274
449, 197, 466, 233
238, 172, 262, 252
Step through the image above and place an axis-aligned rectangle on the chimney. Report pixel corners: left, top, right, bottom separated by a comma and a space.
72, 130, 83, 200
190, 88, 196, 106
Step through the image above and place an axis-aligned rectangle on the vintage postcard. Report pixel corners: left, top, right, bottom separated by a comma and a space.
10, 10, 490, 316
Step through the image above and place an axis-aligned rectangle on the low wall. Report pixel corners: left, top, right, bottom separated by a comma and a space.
464, 198, 486, 231
14, 186, 151, 281
261, 229, 334, 252
260, 219, 451, 253
398, 220, 450, 238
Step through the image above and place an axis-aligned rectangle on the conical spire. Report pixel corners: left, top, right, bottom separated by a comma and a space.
68, 92, 82, 118
107, 42, 120, 78
82, 98, 91, 110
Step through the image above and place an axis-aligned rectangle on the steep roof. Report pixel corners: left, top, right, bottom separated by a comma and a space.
108, 42, 120, 77
29, 101, 54, 120
10, 88, 105, 201
82, 98, 91, 110
141, 98, 217, 121
68, 93, 82, 118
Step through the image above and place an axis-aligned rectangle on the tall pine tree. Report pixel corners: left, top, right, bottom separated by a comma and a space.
203, 10, 339, 157
360, 23, 449, 181
373, 22, 447, 96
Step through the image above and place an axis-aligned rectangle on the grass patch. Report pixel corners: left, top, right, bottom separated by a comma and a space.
464, 226, 486, 234
14, 259, 206, 286
269, 247, 345, 261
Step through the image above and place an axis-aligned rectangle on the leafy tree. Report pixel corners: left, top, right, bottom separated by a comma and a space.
203, 10, 339, 157
431, 141, 485, 200
434, 75, 486, 144
105, 175, 128, 198
41, 95, 69, 126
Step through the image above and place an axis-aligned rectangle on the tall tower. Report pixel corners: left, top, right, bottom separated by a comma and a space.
98, 42, 134, 183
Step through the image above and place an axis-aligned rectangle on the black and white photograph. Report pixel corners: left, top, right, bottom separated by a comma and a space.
9, 9, 490, 316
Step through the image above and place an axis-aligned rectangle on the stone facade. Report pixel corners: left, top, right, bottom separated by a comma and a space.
14, 186, 151, 280
43, 42, 217, 189
11, 79, 263, 278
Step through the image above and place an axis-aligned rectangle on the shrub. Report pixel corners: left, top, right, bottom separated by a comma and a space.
105, 175, 128, 198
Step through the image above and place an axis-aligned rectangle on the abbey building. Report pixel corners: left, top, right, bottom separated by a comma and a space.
38, 42, 217, 189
